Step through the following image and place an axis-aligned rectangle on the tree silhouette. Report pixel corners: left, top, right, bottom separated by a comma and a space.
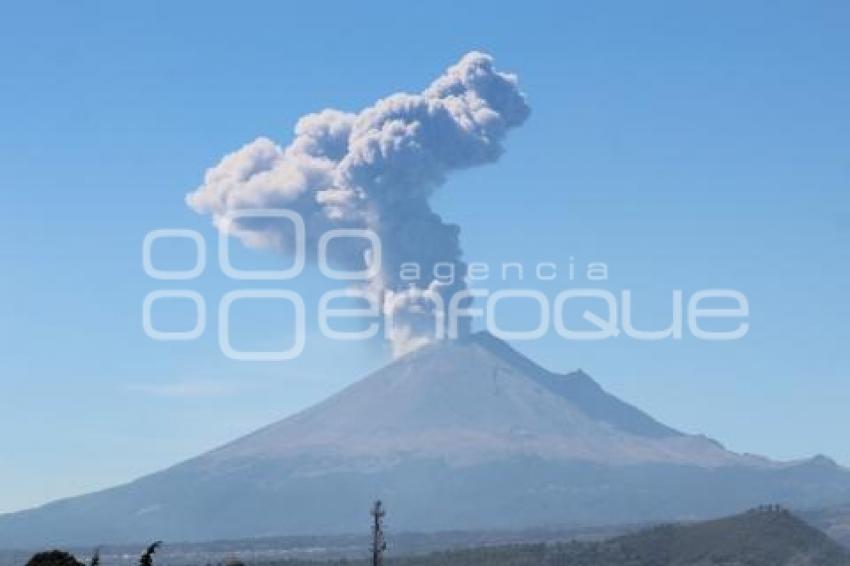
138, 541, 162, 566
25, 550, 83, 566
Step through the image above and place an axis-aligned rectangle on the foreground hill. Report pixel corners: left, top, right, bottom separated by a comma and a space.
266, 508, 850, 566
804, 503, 850, 548
3, 333, 850, 547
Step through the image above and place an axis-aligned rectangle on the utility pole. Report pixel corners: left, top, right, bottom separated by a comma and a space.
370, 500, 387, 566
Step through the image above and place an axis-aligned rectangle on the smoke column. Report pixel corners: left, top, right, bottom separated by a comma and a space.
187, 51, 530, 355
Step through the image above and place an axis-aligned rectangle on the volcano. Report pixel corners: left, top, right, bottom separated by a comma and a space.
2, 333, 849, 547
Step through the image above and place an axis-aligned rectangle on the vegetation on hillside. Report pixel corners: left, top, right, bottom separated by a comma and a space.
24, 543, 156, 566
20, 506, 850, 565
257, 507, 850, 566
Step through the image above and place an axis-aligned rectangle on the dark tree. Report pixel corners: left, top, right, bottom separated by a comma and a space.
25, 550, 83, 566
138, 541, 162, 566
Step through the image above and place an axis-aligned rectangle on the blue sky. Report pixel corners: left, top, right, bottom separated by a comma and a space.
1, 0, 849, 513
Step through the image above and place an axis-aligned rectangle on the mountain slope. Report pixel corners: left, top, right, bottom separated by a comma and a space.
2, 333, 850, 548
200, 333, 752, 469
471, 331, 683, 439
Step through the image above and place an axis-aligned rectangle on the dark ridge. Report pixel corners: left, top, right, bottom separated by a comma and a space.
206, 507, 850, 565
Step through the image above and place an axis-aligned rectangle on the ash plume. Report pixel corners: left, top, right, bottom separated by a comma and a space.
187, 51, 530, 355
